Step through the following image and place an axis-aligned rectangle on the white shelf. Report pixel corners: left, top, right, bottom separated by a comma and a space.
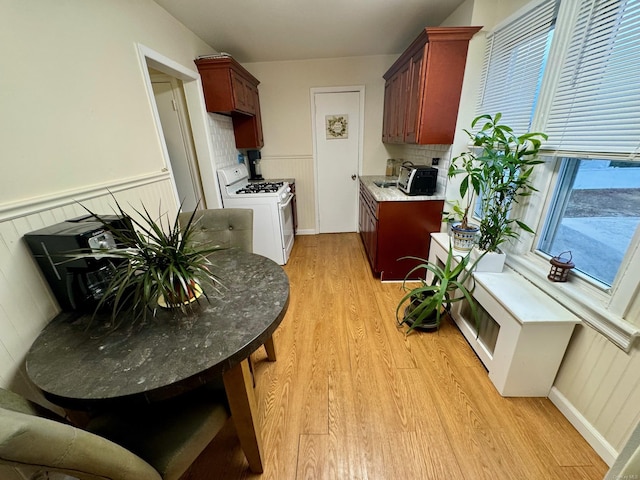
430, 233, 580, 397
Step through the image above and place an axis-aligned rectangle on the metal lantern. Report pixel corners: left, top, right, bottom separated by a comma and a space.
548, 251, 575, 282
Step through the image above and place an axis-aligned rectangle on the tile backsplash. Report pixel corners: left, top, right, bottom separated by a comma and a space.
392, 144, 453, 195
207, 113, 239, 169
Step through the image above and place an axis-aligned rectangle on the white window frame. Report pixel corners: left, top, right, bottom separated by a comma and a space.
505, 154, 640, 351
476, 0, 640, 351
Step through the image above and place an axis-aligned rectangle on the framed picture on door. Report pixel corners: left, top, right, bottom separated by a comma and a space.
325, 114, 349, 139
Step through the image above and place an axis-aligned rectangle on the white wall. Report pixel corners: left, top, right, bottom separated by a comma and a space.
242, 55, 397, 232
1, 0, 217, 205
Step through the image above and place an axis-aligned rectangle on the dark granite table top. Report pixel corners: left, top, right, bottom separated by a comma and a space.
25, 249, 289, 408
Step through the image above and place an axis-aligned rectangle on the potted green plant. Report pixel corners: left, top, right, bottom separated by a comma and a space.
68, 198, 224, 324
396, 244, 480, 333
448, 113, 547, 271
447, 141, 483, 251
443, 186, 478, 252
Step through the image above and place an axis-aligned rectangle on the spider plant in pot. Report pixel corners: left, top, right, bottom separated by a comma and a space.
69, 198, 225, 325
449, 113, 547, 271
396, 244, 481, 333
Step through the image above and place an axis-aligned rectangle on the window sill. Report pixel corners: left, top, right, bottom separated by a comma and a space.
506, 253, 640, 352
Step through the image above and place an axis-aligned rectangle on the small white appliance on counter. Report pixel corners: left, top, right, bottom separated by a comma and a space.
217, 164, 294, 265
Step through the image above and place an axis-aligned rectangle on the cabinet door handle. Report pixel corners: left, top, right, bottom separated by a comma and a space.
351, 174, 357, 181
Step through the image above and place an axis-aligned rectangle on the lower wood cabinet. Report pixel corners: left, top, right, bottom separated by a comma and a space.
359, 181, 443, 281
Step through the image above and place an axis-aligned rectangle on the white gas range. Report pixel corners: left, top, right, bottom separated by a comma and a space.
217, 163, 295, 265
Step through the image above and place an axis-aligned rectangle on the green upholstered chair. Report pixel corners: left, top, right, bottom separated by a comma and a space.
179, 208, 253, 253
0, 387, 229, 480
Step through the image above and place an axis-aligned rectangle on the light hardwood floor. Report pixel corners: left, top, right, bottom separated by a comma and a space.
184, 233, 608, 479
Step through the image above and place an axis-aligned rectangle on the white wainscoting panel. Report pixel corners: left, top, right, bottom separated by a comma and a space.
552, 323, 640, 462
260, 155, 315, 233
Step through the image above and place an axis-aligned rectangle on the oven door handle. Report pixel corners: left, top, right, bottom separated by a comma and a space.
279, 193, 294, 210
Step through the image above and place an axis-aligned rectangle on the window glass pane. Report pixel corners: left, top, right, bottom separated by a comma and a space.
538, 159, 640, 286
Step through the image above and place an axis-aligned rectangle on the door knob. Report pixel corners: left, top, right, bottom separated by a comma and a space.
351, 174, 357, 180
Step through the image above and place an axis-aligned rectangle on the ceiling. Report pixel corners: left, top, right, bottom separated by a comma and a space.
154, 0, 467, 63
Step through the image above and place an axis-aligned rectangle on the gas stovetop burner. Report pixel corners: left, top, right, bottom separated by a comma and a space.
237, 182, 284, 194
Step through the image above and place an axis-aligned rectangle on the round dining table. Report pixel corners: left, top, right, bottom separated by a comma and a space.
25, 248, 289, 473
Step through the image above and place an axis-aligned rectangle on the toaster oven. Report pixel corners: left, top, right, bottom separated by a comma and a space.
397, 165, 438, 196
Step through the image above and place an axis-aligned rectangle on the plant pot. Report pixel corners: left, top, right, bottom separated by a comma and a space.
158, 283, 203, 308
451, 223, 479, 252
471, 247, 506, 273
402, 297, 441, 332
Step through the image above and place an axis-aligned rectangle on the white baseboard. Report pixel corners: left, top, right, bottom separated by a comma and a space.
548, 386, 618, 466
295, 229, 316, 235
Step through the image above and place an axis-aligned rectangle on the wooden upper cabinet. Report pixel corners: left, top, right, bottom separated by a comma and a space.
382, 26, 481, 145
232, 90, 264, 149
382, 63, 410, 144
194, 57, 264, 148
382, 81, 392, 143
404, 49, 424, 143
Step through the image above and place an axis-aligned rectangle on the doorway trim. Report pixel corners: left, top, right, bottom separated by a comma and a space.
150, 73, 205, 210
310, 85, 365, 234
135, 43, 223, 209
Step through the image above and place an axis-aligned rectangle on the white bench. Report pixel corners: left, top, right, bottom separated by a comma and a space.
429, 232, 580, 397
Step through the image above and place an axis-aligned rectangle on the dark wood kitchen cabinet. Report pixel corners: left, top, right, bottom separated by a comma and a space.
382, 62, 410, 143
382, 26, 481, 145
194, 57, 264, 148
359, 181, 444, 281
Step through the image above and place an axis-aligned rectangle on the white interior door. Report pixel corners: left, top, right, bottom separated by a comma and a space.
313, 89, 362, 233
151, 77, 204, 212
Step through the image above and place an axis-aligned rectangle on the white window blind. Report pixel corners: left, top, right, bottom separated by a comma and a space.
544, 0, 640, 156
477, 0, 557, 133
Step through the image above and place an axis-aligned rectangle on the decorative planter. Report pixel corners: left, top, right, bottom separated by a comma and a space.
451, 223, 479, 251
403, 297, 441, 332
471, 248, 506, 273
158, 283, 203, 309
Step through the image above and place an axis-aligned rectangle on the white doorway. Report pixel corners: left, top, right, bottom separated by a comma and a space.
150, 72, 204, 212
136, 43, 223, 210
311, 87, 364, 233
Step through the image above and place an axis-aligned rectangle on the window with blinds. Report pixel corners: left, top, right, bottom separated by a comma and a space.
544, 0, 640, 156
476, 0, 558, 134
471, 0, 640, 345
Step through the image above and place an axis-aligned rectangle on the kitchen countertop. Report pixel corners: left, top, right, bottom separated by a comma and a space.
360, 175, 446, 202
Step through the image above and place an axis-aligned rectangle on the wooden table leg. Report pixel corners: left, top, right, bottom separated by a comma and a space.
264, 335, 276, 361
223, 359, 264, 473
